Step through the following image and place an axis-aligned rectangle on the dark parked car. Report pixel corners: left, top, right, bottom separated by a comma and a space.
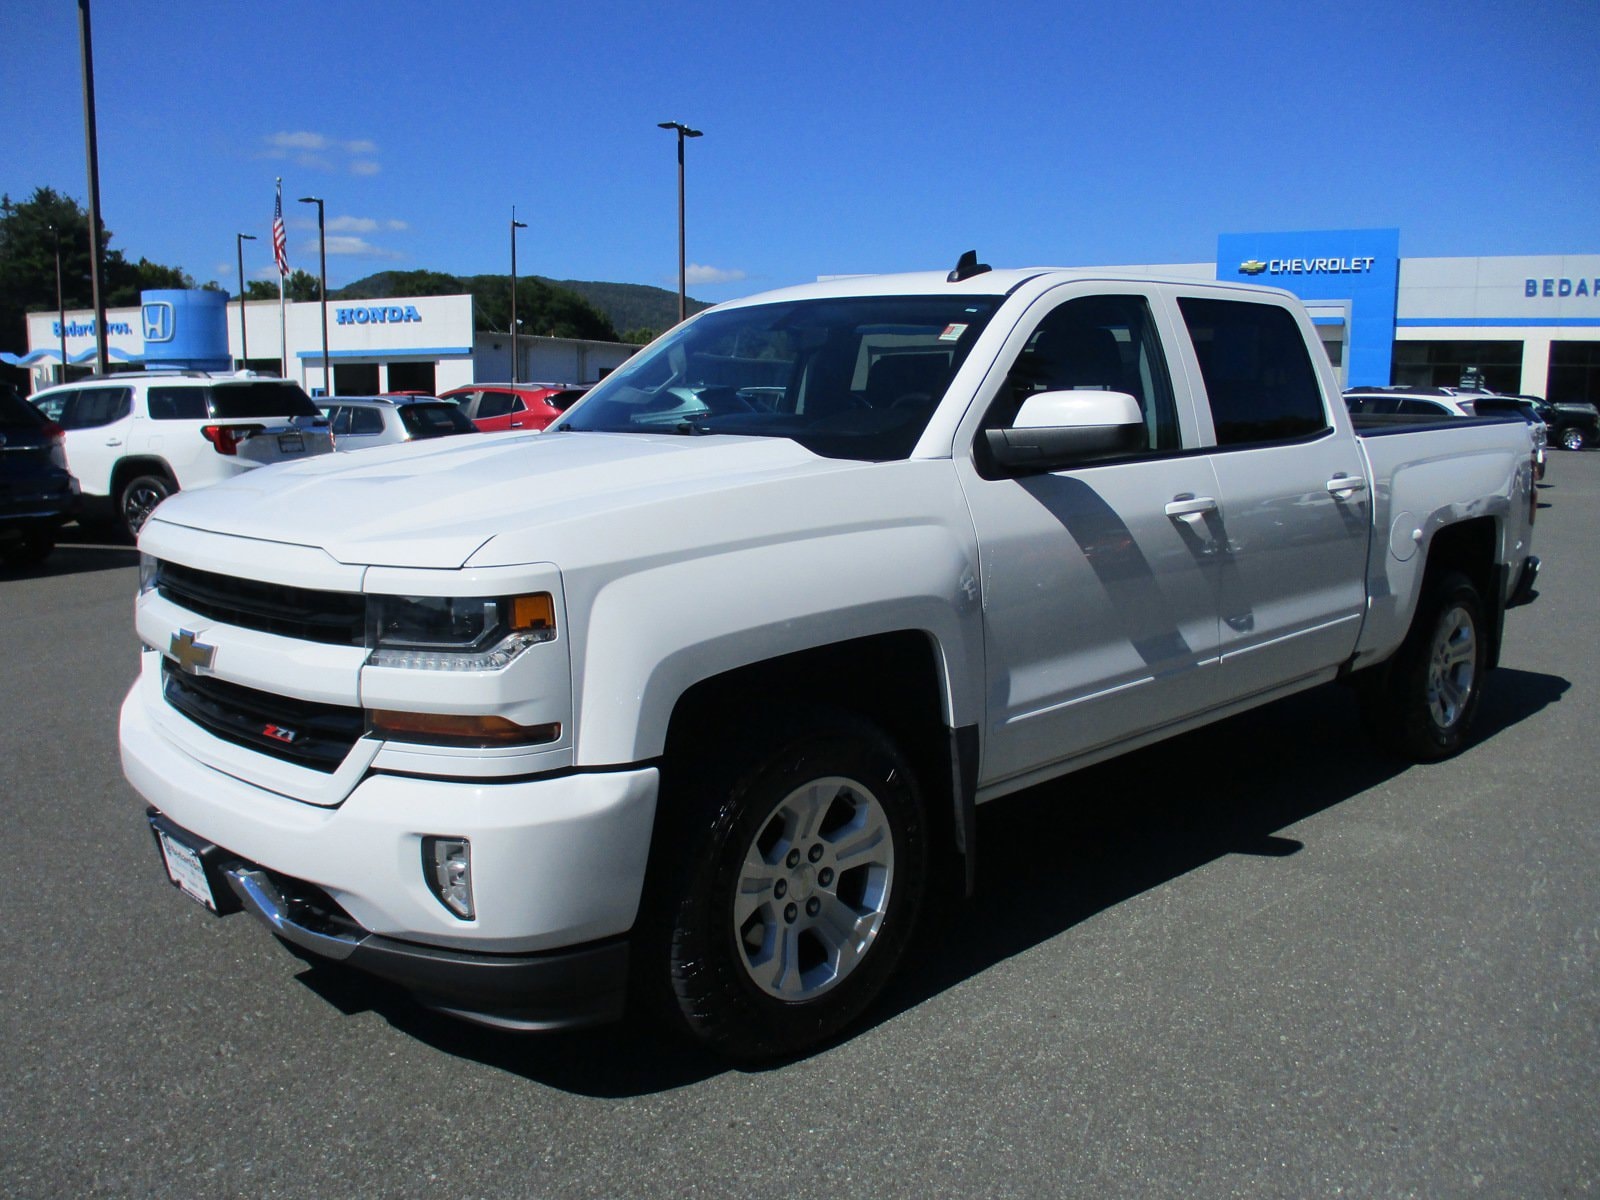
1477, 393, 1599, 451
0, 384, 81, 568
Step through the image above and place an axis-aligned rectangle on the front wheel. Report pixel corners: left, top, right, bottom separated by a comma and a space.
1359, 570, 1486, 761
649, 708, 927, 1061
119, 473, 174, 540
1559, 426, 1586, 451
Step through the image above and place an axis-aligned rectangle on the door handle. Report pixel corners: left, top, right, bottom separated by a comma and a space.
1326, 474, 1368, 497
1165, 495, 1218, 518
104, 437, 123, 446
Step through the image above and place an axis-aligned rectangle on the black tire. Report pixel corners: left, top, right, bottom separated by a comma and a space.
1559, 426, 1586, 451
0, 526, 55, 569
1359, 570, 1486, 761
119, 473, 174, 539
645, 707, 928, 1061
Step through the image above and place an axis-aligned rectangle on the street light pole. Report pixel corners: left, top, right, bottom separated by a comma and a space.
657, 121, 702, 326
50, 224, 68, 383
77, 0, 109, 375
510, 207, 527, 384
298, 196, 329, 395
235, 232, 257, 369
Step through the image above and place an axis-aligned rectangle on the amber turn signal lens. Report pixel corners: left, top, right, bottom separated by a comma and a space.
511, 592, 555, 632
370, 710, 560, 746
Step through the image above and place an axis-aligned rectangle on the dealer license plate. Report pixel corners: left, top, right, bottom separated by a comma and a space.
158, 830, 218, 911
278, 432, 305, 454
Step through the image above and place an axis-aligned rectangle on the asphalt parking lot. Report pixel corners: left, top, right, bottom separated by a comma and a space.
2, 454, 1596, 1199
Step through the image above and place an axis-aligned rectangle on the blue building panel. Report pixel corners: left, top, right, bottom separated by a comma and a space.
1217, 229, 1400, 386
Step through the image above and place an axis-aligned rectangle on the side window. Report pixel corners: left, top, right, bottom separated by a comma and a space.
476, 391, 516, 419
1177, 297, 1328, 446
147, 387, 209, 420
348, 407, 385, 435
58, 387, 132, 430
329, 407, 353, 436
984, 293, 1179, 454
1397, 398, 1448, 416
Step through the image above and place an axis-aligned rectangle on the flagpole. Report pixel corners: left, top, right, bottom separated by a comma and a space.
275, 177, 288, 378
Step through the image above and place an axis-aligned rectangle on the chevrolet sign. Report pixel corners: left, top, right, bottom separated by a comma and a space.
1239, 256, 1377, 277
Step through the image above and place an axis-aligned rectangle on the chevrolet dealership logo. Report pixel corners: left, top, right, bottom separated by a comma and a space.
1238, 259, 1268, 275
141, 301, 175, 343
168, 629, 216, 675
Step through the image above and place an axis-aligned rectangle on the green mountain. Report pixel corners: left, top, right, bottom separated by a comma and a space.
334, 270, 708, 342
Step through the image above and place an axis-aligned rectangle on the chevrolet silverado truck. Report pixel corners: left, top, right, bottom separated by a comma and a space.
121, 259, 1541, 1060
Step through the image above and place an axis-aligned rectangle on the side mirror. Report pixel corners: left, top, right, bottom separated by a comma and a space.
984, 390, 1145, 471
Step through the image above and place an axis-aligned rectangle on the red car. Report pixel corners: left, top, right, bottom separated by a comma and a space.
438, 383, 590, 433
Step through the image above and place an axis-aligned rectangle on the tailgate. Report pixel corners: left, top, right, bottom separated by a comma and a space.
233, 418, 334, 465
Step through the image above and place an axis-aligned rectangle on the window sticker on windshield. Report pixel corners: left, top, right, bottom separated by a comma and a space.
939, 324, 968, 342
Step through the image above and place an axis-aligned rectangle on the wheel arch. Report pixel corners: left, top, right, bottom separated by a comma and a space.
660, 630, 978, 895
1420, 516, 1504, 669
109, 455, 179, 498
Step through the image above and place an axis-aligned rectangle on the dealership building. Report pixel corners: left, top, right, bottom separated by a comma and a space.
8, 291, 638, 396
1103, 228, 1600, 401
10, 230, 1600, 404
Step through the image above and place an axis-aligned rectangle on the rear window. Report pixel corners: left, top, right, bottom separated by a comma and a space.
545, 389, 587, 412
399, 403, 477, 438
209, 382, 321, 419
1, 389, 47, 431
1178, 297, 1328, 446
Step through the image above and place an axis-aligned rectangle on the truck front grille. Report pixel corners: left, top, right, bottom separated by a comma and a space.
162, 662, 364, 773
157, 560, 365, 646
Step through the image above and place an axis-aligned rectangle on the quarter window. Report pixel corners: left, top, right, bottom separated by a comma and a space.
1178, 298, 1328, 446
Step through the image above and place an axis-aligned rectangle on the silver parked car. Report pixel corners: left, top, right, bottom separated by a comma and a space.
319, 395, 479, 451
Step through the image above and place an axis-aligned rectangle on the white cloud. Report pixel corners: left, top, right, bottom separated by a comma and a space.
327, 216, 378, 233
323, 235, 404, 260
270, 131, 330, 151
344, 139, 379, 155
683, 264, 748, 285
350, 160, 381, 177
385, 219, 409, 231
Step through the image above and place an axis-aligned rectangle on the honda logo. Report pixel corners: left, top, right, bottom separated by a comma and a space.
142, 301, 175, 343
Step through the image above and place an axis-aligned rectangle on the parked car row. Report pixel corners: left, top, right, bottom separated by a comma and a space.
4, 374, 595, 557
1344, 385, 1599, 448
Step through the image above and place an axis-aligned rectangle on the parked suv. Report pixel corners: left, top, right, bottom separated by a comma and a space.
0, 384, 80, 568
320, 395, 479, 451
28, 372, 333, 538
1342, 386, 1480, 417
438, 383, 589, 432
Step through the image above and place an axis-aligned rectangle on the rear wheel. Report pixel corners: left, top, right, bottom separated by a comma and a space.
1559, 426, 1586, 451
647, 707, 928, 1061
1359, 570, 1486, 761
119, 473, 174, 539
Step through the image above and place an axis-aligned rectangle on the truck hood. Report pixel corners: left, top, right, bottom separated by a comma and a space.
148, 431, 863, 567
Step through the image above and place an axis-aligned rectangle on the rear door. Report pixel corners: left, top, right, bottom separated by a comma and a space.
472, 390, 522, 432
1170, 293, 1370, 700
56, 385, 133, 497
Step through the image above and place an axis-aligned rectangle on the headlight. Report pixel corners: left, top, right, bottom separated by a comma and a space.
139, 553, 161, 596
366, 592, 555, 671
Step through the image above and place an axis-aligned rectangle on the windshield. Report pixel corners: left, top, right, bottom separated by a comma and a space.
556, 294, 1003, 461
399, 403, 477, 437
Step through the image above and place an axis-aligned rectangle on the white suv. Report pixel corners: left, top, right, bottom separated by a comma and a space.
29, 372, 334, 537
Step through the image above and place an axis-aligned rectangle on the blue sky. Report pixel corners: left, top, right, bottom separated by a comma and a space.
3, 0, 1596, 308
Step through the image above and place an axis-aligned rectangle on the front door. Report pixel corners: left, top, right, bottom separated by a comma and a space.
956, 288, 1224, 791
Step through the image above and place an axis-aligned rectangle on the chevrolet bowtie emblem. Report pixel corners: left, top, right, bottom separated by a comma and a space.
1239, 259, 1268, 276
169, 629, 216, 675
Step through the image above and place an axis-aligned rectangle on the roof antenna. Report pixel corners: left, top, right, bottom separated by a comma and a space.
947, 250, 991, 283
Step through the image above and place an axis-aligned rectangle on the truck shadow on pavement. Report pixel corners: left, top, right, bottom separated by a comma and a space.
291, 667, 1568, 1097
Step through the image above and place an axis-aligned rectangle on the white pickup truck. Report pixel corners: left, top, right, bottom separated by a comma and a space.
121, 259, 1541, 1060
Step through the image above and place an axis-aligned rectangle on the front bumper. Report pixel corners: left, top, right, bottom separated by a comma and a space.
122, 677, 659, 1028
148, 810, 629, 1030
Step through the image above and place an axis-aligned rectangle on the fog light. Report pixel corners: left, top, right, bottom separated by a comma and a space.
422, 836, 474, 920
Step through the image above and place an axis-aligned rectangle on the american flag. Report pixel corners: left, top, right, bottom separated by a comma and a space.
272, 181, 289, 277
